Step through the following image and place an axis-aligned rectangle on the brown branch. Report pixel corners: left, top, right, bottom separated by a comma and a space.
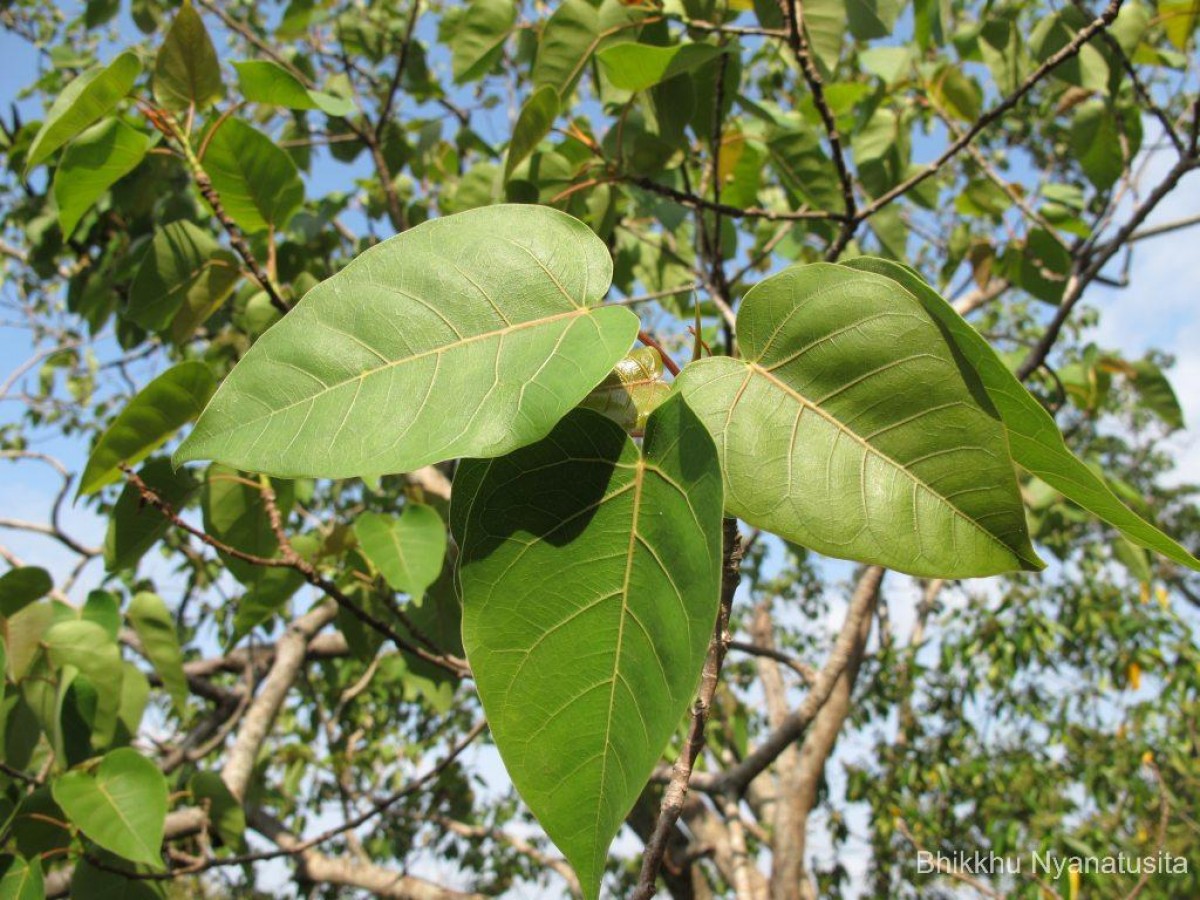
632, 517, 742, 900
778, 0, 857, 258
637, 330, 682, 376
121, 465, 470, 679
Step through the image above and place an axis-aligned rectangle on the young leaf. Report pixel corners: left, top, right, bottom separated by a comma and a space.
0, 854, 43, 900
451, 0, 516, 83
51, 748, 168, 868
676, 263, 1042, 578
354, 505, 447, 597
104, 458, 198, 572
595, 43, 727, 92
505, 86, 558, 180
454, 396, 724, 900
200, 118, 305, 234
580, 347, 672, 432
53, 118, 154, 238
233, 60, 356, 117
175, 205, 639, 479
24, 51, 142, 174
153, 1, 223, 112
126, 592, 188, 716
840, 258, 1200, 570
0, 567, 52, 618
79, 361, 216, 496
125, 220, 240, 339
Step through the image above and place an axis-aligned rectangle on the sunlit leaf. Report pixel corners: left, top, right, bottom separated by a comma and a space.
676, 263, 1041, 577
52, 748, 167, 868
153, 1, 223, 112
25, 51, 141, 173
80, 361, 216, 496
354, 505, 446, 597
233, 60, 356, 117
176, 205, 639, 479
200, 118, 305, 234
841, 258, 1200, 571
127, 592, 188, 716
595, 42, 727, 92
54, 118, 155, 238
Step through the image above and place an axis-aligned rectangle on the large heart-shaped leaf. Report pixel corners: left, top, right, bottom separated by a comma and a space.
80, 361, 216, 496
841, 258, 1200, 571
676, 263, 1042, 578
453, 395, 724, 900
53, 118, 155, 238
52, 748, 167, 868
175, 205, 639, 479
354, 505, 447, 597
24, 51, 142, 174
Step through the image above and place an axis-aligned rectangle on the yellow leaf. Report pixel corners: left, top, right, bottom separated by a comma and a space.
1068, 867, 1080, 899
1141, 749, 1154, 765
1128, 662, 1142, 690
1156, 585, 1169, 609
1139, 583, 1150, 604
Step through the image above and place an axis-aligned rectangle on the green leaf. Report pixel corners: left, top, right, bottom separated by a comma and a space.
4, 603, 54, 682
0, 854, 43, 900
44, 620, 123, 749
125, 221, 241, 340
1159, 0, 1199, 49
595, 43, 727, 92
676, 263, 1041, 578
929, 65, 982, 122
354, 505, 447, 597
104, 459, 197, 573
127, 593, 188, 716
201, 467, 304, 610
0, 567, 52, 618
25, 51, 142, 174
69, 857, 163, 900
505, 86, 558, 180
82, 591, 121, 640
1029, 9, 1109, 93
452, 0, 516, 83
53, 118, 154, 238
804, 0, 846, 73
152, 1, 223, 112
51, 748, 167, 868
847, 0, 903, 40
79, 362, 216, 496
454, 396, 724, 900
533, 0, 600, 95
233, 60, 356, 117
1070, 101, 1131, 191
200, 118, 304, 234
175, 205, 639, 479
1127, 359, 1184, 431
189, 772, 244, 849
840, 258, 1200, 571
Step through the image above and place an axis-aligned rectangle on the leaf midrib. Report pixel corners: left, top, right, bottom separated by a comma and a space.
747, 361, 1021, 562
